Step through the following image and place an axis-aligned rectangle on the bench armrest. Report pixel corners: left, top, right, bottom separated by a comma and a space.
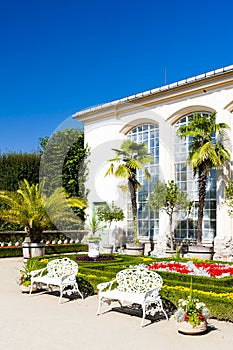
97, 279, 116, 292
61, 273, 77, 283
144, 287, 160, 299
30, 268, 47, 277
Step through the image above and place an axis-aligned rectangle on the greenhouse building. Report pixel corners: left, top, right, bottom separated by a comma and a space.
73, 65, 233, 259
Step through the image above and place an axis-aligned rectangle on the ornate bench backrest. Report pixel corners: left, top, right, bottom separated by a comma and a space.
46, 258, 78, 278
115, 267, 163, 294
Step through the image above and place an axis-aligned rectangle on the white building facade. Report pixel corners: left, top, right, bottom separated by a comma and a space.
74, 65, 233, 258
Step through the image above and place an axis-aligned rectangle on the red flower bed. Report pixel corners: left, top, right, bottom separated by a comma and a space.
147, 261, 233, 278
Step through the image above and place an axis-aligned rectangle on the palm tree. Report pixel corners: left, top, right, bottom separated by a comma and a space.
177, 112, 230, 245
105, 140, 153, 243
0, 179, 87, 243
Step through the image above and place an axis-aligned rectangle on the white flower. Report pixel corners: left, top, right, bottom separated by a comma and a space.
202, 307, 211, 319
196, 302, 205, 310
174, 308, 186, 322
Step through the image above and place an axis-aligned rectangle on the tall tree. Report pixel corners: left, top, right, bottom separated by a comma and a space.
105, 140, 153, 243
149, 180, 191, 250
39, 128, 89, 196
39, 128, 90, 227
177, 112, 230, 245
0, 152, 40, 191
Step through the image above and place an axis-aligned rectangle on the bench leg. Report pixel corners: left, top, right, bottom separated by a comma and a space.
29, 282, 35, 295
58, 283, 83, 304
96, 296, 102, 315
74, 282, 83, 299
59, 285, 66, 304
97, 297, 123, 316
158, 299, 168, 320
141, 304, 146, 328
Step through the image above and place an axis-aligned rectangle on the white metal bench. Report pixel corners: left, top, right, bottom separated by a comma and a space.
97, 266, 168, 327
30, 257, 83, 303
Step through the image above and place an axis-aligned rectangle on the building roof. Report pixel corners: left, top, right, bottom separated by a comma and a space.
73, 64, 233, 120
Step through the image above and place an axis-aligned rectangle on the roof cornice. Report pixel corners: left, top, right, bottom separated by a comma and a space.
73, 65, 233, 123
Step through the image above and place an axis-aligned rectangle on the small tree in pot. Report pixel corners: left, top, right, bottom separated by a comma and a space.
85, 210, 106, 258
148, 180, 192, 251
97, 202, 125, 251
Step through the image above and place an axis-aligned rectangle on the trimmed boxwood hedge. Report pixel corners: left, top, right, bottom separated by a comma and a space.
20, 254, 233, 322
160, 284, 233, 322
45, 243, 88, 255
0, 243, 88, 258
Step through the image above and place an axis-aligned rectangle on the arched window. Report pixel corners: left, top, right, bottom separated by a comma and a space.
173, 113, 216, 241
127, 124, 159, 238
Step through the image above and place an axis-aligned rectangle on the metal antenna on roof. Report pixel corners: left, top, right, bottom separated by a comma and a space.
164, 67, 167, 85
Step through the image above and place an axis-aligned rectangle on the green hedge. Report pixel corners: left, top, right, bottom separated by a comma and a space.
0, 244, 88, 258
26, 254, 233, 322
0, 247, 23, 257
160, 285, 233, 322
45, 243, 88, 255
158, 271, 233, 293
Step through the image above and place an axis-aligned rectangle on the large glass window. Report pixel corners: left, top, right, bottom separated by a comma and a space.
127, 124, 159, 238
173, 113, 216, 241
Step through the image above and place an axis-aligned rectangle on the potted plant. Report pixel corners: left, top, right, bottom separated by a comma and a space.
86, 210, 105, 258
97, 202, 125, 253
174, 278, 211, 334
0, 179, 87, 260
18, 259, 40, 293
149, 180, 192, 252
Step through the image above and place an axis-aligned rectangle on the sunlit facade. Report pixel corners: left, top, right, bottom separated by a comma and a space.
74, 65, 233, 254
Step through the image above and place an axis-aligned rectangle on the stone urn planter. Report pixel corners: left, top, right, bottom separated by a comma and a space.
88, 239, 101, 258
102, 244, 113, 254
22, 242, 45, 262
177, 321, 207, 335
125, 243, 144, 256
188, 245, 213, 260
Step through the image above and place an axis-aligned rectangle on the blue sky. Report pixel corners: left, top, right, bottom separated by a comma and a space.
0, 0, 232, 152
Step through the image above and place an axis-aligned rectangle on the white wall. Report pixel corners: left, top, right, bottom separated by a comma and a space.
82, 82, 233, 243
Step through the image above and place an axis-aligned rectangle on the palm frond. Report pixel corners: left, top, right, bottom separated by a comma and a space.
115, 164, 131, 178
105, 163, 115, 177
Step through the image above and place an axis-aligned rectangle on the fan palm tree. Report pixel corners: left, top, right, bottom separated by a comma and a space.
177, 112, 230, 245
0, 179, 87, 242
105, 140, 153, 243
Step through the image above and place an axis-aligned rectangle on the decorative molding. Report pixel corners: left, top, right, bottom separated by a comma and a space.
120, 118, 158, 135
224, 101, 233, 112
167, 105, 215, 125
